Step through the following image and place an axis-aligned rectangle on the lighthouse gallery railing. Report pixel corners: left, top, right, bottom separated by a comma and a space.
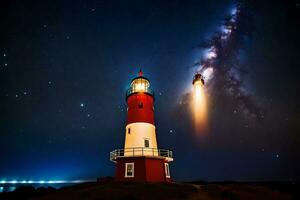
110, 148, 173, 162
126, 87, 154, 98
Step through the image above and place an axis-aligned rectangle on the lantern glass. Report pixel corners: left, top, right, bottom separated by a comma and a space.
131, 78, 150, 93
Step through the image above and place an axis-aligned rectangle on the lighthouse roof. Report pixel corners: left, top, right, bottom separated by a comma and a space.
131, 69, 150, 83
126, 70, 154, 99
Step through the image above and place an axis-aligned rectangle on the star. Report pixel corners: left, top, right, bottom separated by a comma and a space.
3, 53, 6, 57
275, 154, 280, 158
15, 94, 19, 98
87, 114, 91, 117
4, 63, 8, 66
80, 103, 84, 107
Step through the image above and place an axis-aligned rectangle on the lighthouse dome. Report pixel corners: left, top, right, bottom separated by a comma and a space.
126, 71, 154, 98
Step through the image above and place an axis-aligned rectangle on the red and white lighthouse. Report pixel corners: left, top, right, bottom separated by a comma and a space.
110, 70, 173, 182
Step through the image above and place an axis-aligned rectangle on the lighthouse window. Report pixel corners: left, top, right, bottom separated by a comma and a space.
165, 163, 170, 178
125, 163, 134, 177
138, 102, 143, 109
128, 128, 131, 134
144, 139, 149, 148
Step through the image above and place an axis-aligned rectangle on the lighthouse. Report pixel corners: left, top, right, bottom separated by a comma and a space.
110, 70, 174, 182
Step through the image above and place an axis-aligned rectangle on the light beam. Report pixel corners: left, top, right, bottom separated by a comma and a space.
192, 78, 207, 134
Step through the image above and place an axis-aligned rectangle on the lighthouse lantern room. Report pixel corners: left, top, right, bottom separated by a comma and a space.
110, 70, 173, 182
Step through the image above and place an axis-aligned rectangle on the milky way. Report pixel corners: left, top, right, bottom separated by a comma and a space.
191, 2, 262, 120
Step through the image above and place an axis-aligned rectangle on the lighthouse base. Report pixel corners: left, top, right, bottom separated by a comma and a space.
115, 157, 172, 182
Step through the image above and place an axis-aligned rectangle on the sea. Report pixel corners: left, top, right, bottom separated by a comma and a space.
0, 180, 93, 193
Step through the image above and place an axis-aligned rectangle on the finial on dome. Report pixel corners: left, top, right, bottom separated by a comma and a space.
138, 68, 143, 76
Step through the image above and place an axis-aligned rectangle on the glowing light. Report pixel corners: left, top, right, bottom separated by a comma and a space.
221, 35, 228, 40
131, 78, 150, 93
0, 179, 89, 185
134, 83, 146, 91
205, 47, 217, 59
231, 7, 237, 15
192, 80, 207, 134
56, 180, 67, 183
222, 26, 232, 35
202, 67, 214, 80
71, 180, 83, 183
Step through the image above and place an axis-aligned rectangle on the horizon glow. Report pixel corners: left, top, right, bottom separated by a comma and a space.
0, 179, 92, 184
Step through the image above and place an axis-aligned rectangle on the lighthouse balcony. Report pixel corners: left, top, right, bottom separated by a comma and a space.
110, 148, 173, 163
126, 87, 154, 98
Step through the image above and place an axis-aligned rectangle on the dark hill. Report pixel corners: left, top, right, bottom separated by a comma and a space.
0, 181, 298, 200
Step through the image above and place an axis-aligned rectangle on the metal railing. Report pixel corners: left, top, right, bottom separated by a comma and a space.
110, 147, 173, 162
126, 87, 154, 98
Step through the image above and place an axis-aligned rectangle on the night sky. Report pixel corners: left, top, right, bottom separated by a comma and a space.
1, 0, 299, 182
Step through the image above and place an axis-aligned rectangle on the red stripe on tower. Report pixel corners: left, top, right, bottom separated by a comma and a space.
126, 94, 154, 125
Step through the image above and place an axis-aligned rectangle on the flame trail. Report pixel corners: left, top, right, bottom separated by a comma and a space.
192, 79, 207, 134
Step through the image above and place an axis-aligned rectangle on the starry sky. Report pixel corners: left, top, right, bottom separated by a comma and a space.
0, 0, 299, 181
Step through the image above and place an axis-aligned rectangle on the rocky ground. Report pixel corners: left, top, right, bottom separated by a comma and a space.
0, 180, 298, 200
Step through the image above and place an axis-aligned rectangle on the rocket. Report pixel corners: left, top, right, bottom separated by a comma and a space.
192, 72, 205, 86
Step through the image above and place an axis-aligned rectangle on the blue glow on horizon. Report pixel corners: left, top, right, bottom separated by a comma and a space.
0, 179, 93, 184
